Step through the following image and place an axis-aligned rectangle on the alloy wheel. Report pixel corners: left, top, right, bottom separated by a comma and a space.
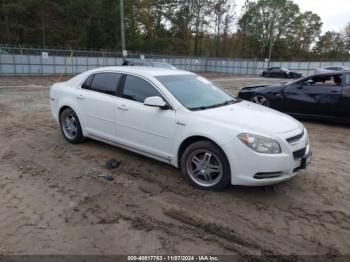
251, 95, 269, 107
62, 114, 78, 140
186, 149, 223, 187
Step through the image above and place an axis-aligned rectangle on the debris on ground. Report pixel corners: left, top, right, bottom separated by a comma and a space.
98, 173, 114, 181
105, 159, 121, 170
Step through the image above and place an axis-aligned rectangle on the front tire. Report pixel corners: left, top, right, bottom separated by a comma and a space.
59, 108, 84, 144
250, 94, 270, 107
181, 141, 231, 191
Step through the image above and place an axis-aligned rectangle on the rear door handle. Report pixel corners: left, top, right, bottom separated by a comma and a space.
331, 90, 339, 93
117, 104, 128, 111
76, 94, 85, 100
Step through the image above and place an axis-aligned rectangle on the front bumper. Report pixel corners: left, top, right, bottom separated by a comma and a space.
223, 129, 311, 186
297, 150, 312, 170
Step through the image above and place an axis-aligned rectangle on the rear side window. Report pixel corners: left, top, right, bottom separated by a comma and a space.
82, 75, 93, 89
122, 75, 162, 103
89, 73, 121, 95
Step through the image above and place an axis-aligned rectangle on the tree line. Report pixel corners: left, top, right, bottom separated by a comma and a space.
1, 0, 350, 60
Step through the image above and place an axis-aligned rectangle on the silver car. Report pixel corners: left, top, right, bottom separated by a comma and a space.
314, 66, 349, 75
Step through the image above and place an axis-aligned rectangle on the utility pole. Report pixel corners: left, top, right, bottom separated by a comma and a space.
120, 0, 126, 61
267, 38, 273, 68
267, 9, 276, 68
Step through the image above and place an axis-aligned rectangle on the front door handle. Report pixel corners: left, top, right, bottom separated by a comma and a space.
76, 94, 85, 100
331, 90, 339, 93
117, 104, 128, 111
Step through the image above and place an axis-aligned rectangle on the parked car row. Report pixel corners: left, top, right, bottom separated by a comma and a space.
50, 66, 311, 191
122, 60, 348, 81
51, 56, 350, 191
261, 65, 349, 79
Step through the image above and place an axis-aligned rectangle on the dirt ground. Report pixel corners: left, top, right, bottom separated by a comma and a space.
0, 75, 349, 257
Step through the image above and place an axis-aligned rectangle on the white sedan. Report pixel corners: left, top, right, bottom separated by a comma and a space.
50, 67, 311, 190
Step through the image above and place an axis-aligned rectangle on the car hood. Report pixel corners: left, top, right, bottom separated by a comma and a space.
195, 101, 302, 135
240, 83, 285, 92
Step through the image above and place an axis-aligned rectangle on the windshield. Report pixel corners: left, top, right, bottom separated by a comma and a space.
156, 74, 239, 110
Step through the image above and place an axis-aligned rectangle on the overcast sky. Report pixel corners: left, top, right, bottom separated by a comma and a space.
234, 0, 350, 33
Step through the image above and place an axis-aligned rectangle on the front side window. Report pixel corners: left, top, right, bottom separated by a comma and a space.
89, 73, 121, 95
272, 68, 282, 72
300, 74, 342, 86
156, 74, 238, 110
122, 75, 162, 103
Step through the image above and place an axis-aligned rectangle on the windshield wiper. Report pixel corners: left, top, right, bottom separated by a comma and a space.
189, 99, 239, 111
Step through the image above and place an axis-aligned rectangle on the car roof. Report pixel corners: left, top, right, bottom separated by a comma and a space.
312, 70, 350, 77
88, 66, 192, 77
322, 66, 346, 68
151, 61, 169, 64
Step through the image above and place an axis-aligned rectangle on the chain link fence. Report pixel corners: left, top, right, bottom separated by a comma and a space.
1, 45, 350, 77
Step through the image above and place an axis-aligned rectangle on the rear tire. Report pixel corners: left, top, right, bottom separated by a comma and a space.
181, 141, 231, 191
59, 108, 84, 144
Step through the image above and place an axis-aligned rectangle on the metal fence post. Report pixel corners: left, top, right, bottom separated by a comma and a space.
246, 60, 249, 76
64, 55, 67, 75
28, 53, 31, 75
0, 51, 2, 75
12, 53, 16, 75
20, 45, 24, 75
40, 50, 43, 75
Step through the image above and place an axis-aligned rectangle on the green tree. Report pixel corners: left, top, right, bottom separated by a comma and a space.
192, 0, 212, 56
238, 0, 300, 59
289, 11, 322, 56
344, 22, 350, 52
315, 31, 346, 58
0, 0, 348, 60
212, 0, 231, 56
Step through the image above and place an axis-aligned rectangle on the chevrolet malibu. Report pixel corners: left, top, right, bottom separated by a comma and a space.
50, 67, 312, 190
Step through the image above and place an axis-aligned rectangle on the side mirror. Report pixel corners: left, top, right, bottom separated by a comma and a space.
144, 96, 167, 109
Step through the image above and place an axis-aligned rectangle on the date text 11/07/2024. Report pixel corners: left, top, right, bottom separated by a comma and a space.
127, 255, 220, 261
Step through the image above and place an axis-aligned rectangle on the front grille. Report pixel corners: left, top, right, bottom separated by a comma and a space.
287, 130, 304, 144
293, 148, 306, 160
254, 172, 283, 179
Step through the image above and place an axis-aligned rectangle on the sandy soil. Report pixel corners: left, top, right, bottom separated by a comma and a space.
0, 75, 349, 257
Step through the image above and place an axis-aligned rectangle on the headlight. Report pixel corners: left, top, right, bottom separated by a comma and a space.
238, 133, 281, 154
